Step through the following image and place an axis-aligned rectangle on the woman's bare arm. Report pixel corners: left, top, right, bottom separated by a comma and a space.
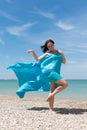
38, 53, 48, 60
58, 50, 66, 64
27, 50, 39, 61
27, 50, 48, 61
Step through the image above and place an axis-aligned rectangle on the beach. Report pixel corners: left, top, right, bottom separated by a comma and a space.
0, 95, 87, 130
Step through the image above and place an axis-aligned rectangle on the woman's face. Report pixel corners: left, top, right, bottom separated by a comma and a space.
47, 42, 54, 51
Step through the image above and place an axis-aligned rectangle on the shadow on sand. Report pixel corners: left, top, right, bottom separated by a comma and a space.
27, 107, 87, 114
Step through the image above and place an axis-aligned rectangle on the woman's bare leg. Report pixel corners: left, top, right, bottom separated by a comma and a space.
47, 78, 68, 101
48, 82, 56, 111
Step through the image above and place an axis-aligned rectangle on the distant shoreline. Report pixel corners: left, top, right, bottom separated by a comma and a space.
0, 79, 87, 81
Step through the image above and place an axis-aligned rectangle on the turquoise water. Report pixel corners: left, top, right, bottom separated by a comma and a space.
0, 79, 87, 101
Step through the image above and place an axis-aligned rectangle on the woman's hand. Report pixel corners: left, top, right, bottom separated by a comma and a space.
27, 50, 34, 54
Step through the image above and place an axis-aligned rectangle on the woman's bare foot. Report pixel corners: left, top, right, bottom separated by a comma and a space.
48, 109, 56, 114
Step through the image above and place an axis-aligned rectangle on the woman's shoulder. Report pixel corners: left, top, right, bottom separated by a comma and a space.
57, 49, 63, 54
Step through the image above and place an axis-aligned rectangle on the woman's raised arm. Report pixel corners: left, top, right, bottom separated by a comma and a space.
27, 50, 48, 61
27, 50, 39, 61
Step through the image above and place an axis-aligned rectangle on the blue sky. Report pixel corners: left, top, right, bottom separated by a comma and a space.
0, 0, 87, 79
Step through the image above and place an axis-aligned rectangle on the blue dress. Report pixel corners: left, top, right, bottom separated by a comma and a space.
7, 53, 63, 98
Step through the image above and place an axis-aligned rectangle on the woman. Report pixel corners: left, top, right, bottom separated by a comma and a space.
27, 39, 68, 111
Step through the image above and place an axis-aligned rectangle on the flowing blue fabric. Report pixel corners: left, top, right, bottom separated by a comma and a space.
7, 53, 63, 98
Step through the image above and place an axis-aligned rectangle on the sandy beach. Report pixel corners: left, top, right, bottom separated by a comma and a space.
0, 95, 87, 130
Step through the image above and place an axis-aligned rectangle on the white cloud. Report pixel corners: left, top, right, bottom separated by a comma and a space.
61, 42, 87, 54
67, 48, 87, 54
0, 38, 5, 45
34, 8, 55, 19
67, 60, 77, 64
0, 10, 19, 22
6, 23, 35, 36
80, 30, 87, 36
62, 60, 87, 79
5, 55, 10, 59
5, 0, 13, 3
77, 44, 87, 49
56, 21, 75, 30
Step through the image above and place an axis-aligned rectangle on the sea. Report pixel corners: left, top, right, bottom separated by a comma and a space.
0, 79, 87, 101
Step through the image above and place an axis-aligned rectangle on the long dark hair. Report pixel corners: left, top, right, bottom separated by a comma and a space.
41, 39, 55, 53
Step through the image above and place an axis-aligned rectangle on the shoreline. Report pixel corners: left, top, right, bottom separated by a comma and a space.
1, 79, 87, 102
0, 94, 87, 130
1, 92, 87, 102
